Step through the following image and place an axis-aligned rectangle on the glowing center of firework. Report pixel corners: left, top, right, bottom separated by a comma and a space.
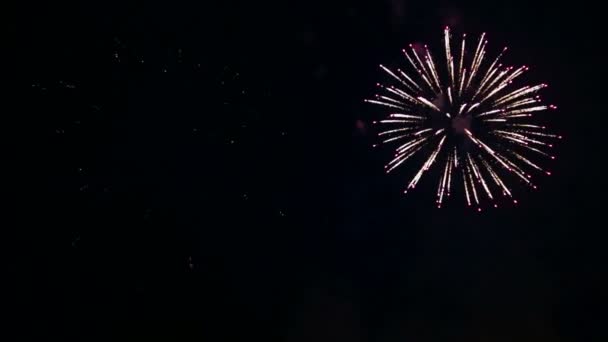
451, 114, 472, 135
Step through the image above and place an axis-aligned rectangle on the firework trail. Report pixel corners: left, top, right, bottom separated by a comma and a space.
366, 27, 560, 209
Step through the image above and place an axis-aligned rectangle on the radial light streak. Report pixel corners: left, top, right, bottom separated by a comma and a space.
465, 33, 486, 92
398, 69, 423, 91
463, 166, 472, 206
364, 99, 406, 110
367, 28, 559, 207
466, 161, 480, 205
468, 154, 493, 200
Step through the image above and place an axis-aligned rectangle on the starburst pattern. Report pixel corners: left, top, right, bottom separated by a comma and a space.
366, 27, 560, 209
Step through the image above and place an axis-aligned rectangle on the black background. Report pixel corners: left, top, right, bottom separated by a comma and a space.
7, 0, 606, 340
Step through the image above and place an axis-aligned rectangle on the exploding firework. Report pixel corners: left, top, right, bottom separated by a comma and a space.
366, 27, 560, 209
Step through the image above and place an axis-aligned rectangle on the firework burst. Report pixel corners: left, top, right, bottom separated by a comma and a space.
366, 27, 560, 209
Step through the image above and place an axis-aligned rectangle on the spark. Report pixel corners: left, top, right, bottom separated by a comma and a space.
459, 68, 467, 97
410, 46, 439, 93
380, 64, 416, 92
509, 150, 545, 172
376, 95, 406, 106
474, 47, 508, 99
407, 135, 446, 190
444, 27, 454, 88
417, 96, 443, 112
386, 86, 420, 104
468, 154, 493, 200
466, 161, 480, 205
378, 127, 420, 136
382, 132, 417, 143
463, 166, 471, 206
465, 33, 487, 92
378, 119, 419, 124
390, 113, 426, 120
482, 159, 512, 196
459, 103, 468, 115
425, 46, 443, 90
364, 99, 406, 110
398, 69, 424, 91
476, 109, 502, 117
386, 141, 427, 173
396, 134, 430, 153
458, 34, 466, 92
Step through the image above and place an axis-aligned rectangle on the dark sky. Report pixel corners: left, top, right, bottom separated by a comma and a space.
7, 0, 606, 340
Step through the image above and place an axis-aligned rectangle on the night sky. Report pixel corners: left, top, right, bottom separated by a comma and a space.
7, 0, 607, 340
